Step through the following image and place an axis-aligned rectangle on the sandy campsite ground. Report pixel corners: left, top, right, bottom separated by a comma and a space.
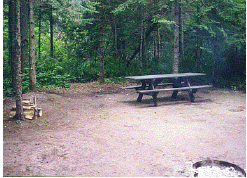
3, 82, 246, 176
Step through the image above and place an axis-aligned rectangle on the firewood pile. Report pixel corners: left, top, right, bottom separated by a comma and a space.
9, 96, 42, 120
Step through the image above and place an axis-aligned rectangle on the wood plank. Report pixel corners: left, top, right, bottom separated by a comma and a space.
22, 99, 31, 105
121, 85, 142, 89
125, 73, 206, 80
157, 83, 173, 86
121, 83, 173, 89
137, 85, 212, 93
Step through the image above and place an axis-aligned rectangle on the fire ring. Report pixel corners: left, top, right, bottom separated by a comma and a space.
192, 159, 246, 177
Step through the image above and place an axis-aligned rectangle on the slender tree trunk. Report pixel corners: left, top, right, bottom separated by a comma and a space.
99, 31, 104, 83
141, 5, 146, 73
153, 0, 160, 71
20, 0, 29, 72
113, 15, 118, 60
153, 36, 156, 58
173, 0, 179, 74
9, 0, 15, 88
38, 4, 42, 60
212, 42, 216, 77
126, 22, 157, 67
29, 0, 36, 90
50, 4, 54, 58
99, 3, 105, 83
153, 0, 156, 59
139, 9, 144, 75
154, 23, 160, 70
11, 0, 24, 120
113, 15, 121, 73
157, 24, 160, 66
178, 1, 183, 57
196, 5, 202, 71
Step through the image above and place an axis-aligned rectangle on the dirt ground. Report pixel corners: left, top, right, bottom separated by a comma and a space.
3, 82, 246, 177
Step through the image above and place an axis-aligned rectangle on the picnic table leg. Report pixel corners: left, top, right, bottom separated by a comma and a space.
188, 91, 195, 102
136, 80, 147, 102
152, 92, 158, 106
153, 78, 162, 87
171, 90, 178, 99
185, 77, 195, 102
148, 80, 159, 106
171, 78, 181, 99
137, 93, 143, 102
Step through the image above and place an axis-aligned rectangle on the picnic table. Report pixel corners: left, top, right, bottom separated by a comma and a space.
121, 73, 212, 106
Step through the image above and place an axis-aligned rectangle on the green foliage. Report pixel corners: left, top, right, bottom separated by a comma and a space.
104, 56, 130, 78
3, 78, 15, 97
66, 59, 100, 83
3, 0, 246, 97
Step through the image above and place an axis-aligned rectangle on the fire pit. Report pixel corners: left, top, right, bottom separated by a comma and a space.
192, 159, 246, 177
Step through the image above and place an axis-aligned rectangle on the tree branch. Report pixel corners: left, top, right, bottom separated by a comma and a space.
126, 22, 158, 67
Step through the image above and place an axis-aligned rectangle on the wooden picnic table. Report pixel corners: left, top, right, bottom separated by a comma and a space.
121, 73, 212, 106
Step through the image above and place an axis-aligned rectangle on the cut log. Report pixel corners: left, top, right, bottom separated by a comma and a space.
37, 108, 42, 117
34, 96, 36, 104
26, 104, 37, 109
12, 105, 37, 110
24, 109, 35, 120
23, 106, 32, 110
22, 99, 32, 105
10, 109, 35, 119
8, 95, 42, 120
9, 111, 16, 118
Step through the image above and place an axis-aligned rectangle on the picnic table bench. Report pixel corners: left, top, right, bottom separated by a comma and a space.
121, 73, 212, 106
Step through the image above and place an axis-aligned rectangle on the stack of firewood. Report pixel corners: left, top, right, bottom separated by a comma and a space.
10, 96, 42, 120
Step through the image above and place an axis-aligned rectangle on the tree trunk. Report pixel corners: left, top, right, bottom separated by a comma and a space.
50, 4, 54, 58
126, 22, 158, 67
141, 6, 146, 74
196, 6, 202, 71
113, 15, 118, 60
29, 0, 36, 90
153, 0, 160, 71
154, 23, 160, 70
173, 0, 179, 74
9, 0, 15, 88
139, 9, 144, 75
12, 0, 24, 120
38, 4, 42, 60
20, 0, 29, 72
178, 1, 184, 57
99, 3, 105, 83
157, 24, 160, 67
113, 15, 121, 74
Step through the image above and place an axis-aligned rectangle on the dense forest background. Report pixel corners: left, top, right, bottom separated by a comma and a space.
3, 0, 246, 97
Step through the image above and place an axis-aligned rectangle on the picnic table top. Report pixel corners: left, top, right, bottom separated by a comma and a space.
125, 73, 206, 80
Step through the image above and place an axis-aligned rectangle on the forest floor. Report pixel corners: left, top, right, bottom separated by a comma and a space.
3, 81, 246, 177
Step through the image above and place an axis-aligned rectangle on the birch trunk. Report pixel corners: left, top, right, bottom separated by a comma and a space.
29, 0, 36, 90
173, 0, 179, 74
